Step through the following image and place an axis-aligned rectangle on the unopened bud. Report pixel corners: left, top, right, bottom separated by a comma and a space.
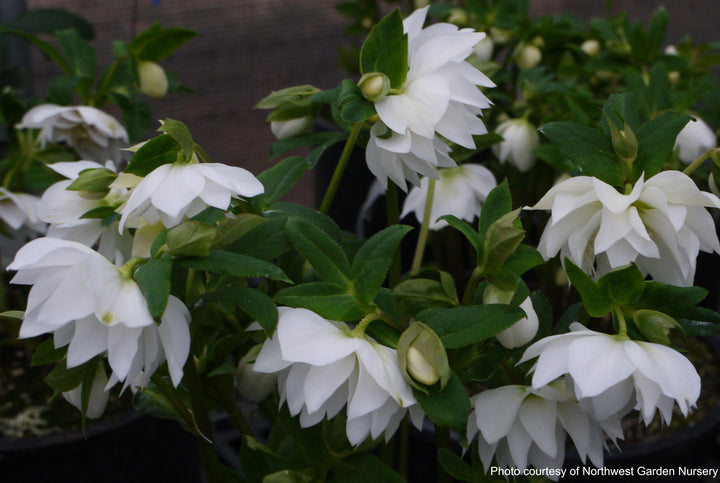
531, 36, 545, 48
483, 285, 539, 349
633, 309, 680, 345
358, 72, 391, 102
138, 61, 169, 98
515, 44, 542, 70
398, 322, 450, 389
237, 345, 277, 403
447, 8, 468, 26
473, 36, 494, 63
270, 116, 313, 139
668, 70, 680, 85
581, 39, 601, 57
490, 27, 512, 45
606, 115, 638, 164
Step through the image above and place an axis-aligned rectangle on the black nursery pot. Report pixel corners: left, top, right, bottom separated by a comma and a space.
0, 411, 201, 483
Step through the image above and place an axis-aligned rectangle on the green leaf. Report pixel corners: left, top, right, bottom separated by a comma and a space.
360, 9, 408, 89
201, 287, 279, 336
212, 213, 267, 249
66, 167, 117, 192
124, 134, 181, 176
414, 372, 471, 434
105, 92, 152, 143
275, 282, 368, 321
133, 376, 190, 423
540, 122, 623, 186
166, 221, 217, 257
134, 256, 172, 319
268, 131, 347, 163
647, 7, 669, 54
634, 111, 692, 179
437, 448, 474, 482
393, 278, 458, 318
270, 203, 343, 241
44, 359, 87, 392
48, 75, 80, 105
438, 215, 482, 252
563, 259, 612, 317
597, 263, 646, 306
0, 28, 71, 73
417, 304, 527, 348
0, 310, 24, 320
253, 156, 308, 209
128, 23, 197, 61
31, 338, 67, 366
229, 216, 292, 260
328, 453, 404, 483
255, 85, 320, 109
503, 244, 544, 276
477, 180, 512, 241
481, 209, 525, 274
158, 118, 194, 163
286, 217, 350, 286
56, 28, 96, 80
602, 93, 642, 133
351, 225, 411, 304
177, 249, 290, 283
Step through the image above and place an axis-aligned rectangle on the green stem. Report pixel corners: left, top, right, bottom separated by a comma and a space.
614, 307, 629, 339
435, 424, 451, 483
683, 148, 716, 176
185, 268, 196, 303
319, 123, 362, 214
410, 178, 436, 276
92, 57, 124, 107
461, 266, 483, 305
386, 183, 401, 288
150, 373, 194, 428
184, 355, 222, 483
352, 312, 380, 338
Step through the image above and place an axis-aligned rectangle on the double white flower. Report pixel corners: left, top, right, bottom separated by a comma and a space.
118, 161, 264, 232
366, 7, 494, 191
467, 382, 622, 479
17, 104, 128, 162
529, 171, 720, 285
254, 307, 423, 446
492, 118, 540, 173
9, 238, 191, 394
401, 164, 496, 230
519, 323, 701, 426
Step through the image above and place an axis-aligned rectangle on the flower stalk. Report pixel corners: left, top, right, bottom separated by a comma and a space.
319, 122, 363, 214
410, 177, 436, 276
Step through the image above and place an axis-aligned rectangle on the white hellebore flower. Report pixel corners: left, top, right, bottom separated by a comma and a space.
492, 118, 540, 172
38, 160, 132, 264
0, 187, 45, 234
467, 382, 622, 480
483, 285, 539, 349
118, 161, 264, 232
519, 322, 701, 426
254, 307, 424, 446
367, 6, 494, 191
270, 116, 313, 140
17, 104, 129, 162
62, 363, 110, 419
528, 171, 720, 285
674, 116, 716, 164
401, 164, 496, 230
8, 238, 191, 392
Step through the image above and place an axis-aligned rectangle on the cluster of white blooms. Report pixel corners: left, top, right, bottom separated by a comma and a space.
528, 171, 720, 285
366, 6, 494, 191
401, 163, 496, 230
17, 104, 129, 162
254, 307, 424, 445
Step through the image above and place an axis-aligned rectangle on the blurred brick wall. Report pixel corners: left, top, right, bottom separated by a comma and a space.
21, 1, 720, 208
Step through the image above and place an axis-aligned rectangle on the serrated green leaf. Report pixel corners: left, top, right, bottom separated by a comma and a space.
128, 23, 197, 62
229, 216, 292, 260
597, 263, 645, 306
134, 256, 172, 319
212, 213, 266, 249
359, 9, 408, 89
503, 244, 544, 276
540, 122, 623, 186
275, 282, 368, 321
634, 111, 692, 179
177, 249, 290, 283
124, 134, 181, 176
56, 28, 96, 81
414, 372, 470, 434
67, 167, 117, 192
477, 180, 512, 241
482, 209, 525, 274
394, 278, 458, 317
201, 287, 279, 336
351, 225, 411, 303
253, 156, 307, 210
564, 258, 612, 317
439, 214, 482, 251
286, 217, 350, 286
158, 118, 194, 163
166, 220, 216, 257
417, 304, 527, 348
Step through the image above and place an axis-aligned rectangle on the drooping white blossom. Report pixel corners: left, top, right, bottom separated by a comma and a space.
270, 116, 313, 140
366, 7, 494, 191
118, 161, 264, 232
674, 116, 716, 164
527, 171, 720, 285
253, 307, 424, 445
401, 163, 496, 230
483, 285, 539, 349
492, 118, 540, 173
0, 187, 45, 235
519, 323, 701, 426
467, 381, 622, 480
17, 104, 128, 162
8, 237, 191, 391
38, 160, 132, 264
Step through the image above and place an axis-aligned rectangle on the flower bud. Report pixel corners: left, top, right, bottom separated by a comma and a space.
674, 115, 716, 164
492, 118, 540, 172
632, 309, 680, 346
607, 116, 638, 164
531, 36, 545, 49
483, 285, 539, 349
138, 61, 169, 98
237, 345, 277, 403
664, 44, 678, 56
447, 8, 468, 26
270, 116, 313, 139
515, 44, 542, 70
358, 72, 390, 102
398, 322, 450, 389
473, 36, 494, 63
581, 39, 601, 57
668, 70, 680, 85
490, 27, 512, 45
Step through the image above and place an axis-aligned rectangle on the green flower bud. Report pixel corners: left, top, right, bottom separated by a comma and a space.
606, 113, 638, 165
632, 309, 680, 345
398, 322, 450, 390
138, 61, 169, 98
515, 44, 542, 70
236, 345, 277, 403
165, 220, 217, 257
581, 39, 601, 57
447, 8, 468, 26
358, 72, 391, 102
